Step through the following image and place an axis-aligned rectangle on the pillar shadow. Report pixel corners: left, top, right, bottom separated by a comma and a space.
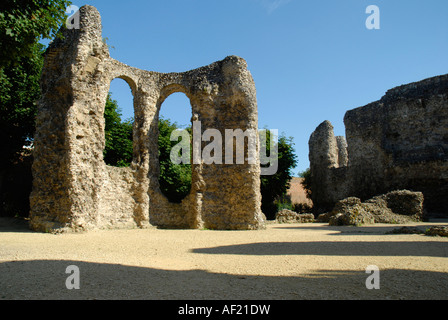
192, 241, 448, 257
271, 223, 448, 236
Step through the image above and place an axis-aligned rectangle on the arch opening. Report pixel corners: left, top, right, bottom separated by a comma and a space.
103, 78, 135, 167
158, 92, 193, 203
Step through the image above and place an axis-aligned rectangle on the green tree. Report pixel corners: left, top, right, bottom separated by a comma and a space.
103, 93, 133, 167
157, 118, 192, 203
0, 43, 43, 216
0, 42, 43, 168
0, 0, 71, 216
0, 0, 71, 67
260, 130, 298, 220
0, 0, 71, 165
298, 168, 312, 200
291, 168, 313, 214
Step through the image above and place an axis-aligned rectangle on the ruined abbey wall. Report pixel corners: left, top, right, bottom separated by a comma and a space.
309, 74, 448, 215
29, 6, 265, 232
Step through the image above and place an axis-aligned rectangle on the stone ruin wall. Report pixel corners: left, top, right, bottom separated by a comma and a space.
309, 74, 448, 216
309, 121, 350, 212
29, 6, 265, 232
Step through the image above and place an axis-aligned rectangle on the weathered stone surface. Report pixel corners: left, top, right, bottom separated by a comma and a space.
308, 121, 349, 213
317, 197, 361, 223
386, 227, 425, 235
275, 209, 315, 224
29, 5, 265, 233
327, 198, 375, 226
364, 190, 425, 222
297, 213, 315, 223
425, 226, 448, 237
325, 190, 424, 226
328, 210, 375, 226
309, 74, 448, 216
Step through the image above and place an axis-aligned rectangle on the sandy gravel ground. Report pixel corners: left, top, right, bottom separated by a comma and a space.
0, 218, 447, 300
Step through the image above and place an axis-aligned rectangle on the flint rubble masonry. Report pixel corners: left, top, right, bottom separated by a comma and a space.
29, 5, 265, 233
309, 74, 448, 216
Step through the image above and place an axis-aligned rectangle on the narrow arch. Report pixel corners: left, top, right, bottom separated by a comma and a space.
115, 75, 137, 96
158, 83, 189, 105
103, 78, 135, 167
157, 91, 193, 203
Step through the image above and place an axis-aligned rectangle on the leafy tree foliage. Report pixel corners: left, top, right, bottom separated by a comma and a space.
0, 42, 48, 217
260, 130, 298, 220
0, 0, 71, 67
103, 93, 133, 167
298, 168, 312, 200
0, 0, 71, 216
0, 0, 71, 165
157, 118, 192, 203
0, 43, 43, 168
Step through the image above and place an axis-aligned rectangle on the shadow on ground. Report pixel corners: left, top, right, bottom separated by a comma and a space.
271, 223, 448, 236
0, 218, 32, 233
0, 259, 447, 300
191, 240, 448, 258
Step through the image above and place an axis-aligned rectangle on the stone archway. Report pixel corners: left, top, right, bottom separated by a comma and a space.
29, 5, 265, 233
103, 77, 137, 167
156, 91, 194, 204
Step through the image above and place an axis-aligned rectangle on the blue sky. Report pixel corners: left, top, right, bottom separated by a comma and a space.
64, 0, 448, 173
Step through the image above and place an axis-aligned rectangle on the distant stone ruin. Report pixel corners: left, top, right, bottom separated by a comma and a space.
29, 6, 265, 232
309, 74, 448, 216
319, 190, 425, 226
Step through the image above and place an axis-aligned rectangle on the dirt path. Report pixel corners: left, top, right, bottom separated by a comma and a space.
1, 218, 447, 300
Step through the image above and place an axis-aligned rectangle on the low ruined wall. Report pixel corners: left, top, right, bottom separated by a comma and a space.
309, 74, 448, 215
97, 166, 136, 229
